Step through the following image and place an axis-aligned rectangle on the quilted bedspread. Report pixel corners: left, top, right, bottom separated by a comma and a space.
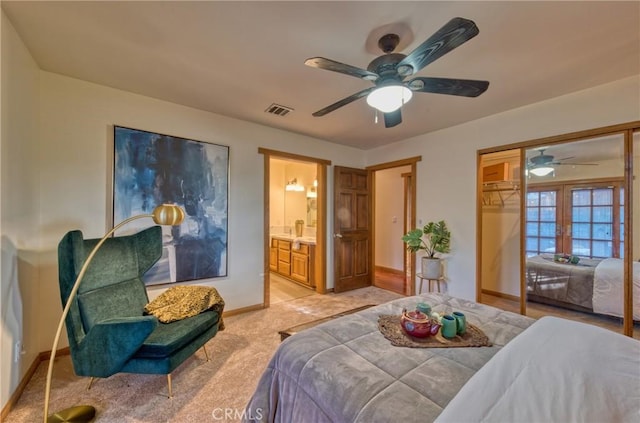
243, 293, 534, 423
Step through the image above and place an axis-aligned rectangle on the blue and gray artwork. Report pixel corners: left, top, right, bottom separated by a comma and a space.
113, 126, 228, 284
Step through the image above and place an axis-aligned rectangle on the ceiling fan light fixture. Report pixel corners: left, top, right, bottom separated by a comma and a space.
529, 166, 554, 177
366, 85, 413, 113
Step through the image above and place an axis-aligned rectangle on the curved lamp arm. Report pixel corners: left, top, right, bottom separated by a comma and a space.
44, 204, 184, 423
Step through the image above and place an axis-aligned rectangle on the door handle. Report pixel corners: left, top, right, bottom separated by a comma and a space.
334, 233, 343, 238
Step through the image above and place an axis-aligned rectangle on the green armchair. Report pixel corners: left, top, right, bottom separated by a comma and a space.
57, 226, 222, 396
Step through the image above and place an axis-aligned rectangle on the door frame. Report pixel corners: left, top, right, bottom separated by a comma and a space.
259, 148, 331, 307
367, 156, 421, 296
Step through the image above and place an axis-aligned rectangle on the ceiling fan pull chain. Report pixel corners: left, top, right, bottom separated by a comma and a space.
374, 110, 379, 124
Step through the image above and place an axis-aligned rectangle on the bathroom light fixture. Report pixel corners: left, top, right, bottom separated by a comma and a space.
366, 84, 413, 113
529, 166, 554, 177
285, 178, 305, 192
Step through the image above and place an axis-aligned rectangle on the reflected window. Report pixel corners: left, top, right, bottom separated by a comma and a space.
571, 187, 619, 258
525, 182, 623, 259
526, 190, 559, 257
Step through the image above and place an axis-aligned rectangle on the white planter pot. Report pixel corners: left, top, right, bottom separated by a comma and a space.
421, 257, 442, 279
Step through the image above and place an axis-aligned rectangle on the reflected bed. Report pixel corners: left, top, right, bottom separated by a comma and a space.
526, 254, 640, 320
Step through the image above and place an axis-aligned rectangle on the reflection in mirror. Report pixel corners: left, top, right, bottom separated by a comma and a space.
479, 150, 521, 304
524, 135, 626, 334
269, 157, 318, 237
307, 197, 317, 227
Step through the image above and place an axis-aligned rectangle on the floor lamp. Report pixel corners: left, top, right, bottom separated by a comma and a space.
44, 204, 185, 423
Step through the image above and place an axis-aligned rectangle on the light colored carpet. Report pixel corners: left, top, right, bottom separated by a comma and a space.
7, 286, 403, 422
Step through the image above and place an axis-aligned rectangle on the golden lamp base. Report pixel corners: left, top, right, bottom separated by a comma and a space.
47, 405, 96, 423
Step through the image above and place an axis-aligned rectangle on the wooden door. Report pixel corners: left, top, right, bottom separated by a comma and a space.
334, 166, 371, 292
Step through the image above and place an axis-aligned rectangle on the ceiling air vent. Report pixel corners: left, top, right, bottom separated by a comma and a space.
265, 103, 293, 117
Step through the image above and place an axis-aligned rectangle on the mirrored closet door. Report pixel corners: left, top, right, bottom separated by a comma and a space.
478, 122, 640, 337
523, 135, 625, 334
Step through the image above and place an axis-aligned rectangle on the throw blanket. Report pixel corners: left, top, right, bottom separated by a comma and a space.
593, 258, 640, 320
435, 316, 640, 422
244, 293, 534, 423
144, 285, 225, 328
526, 254, 600, 310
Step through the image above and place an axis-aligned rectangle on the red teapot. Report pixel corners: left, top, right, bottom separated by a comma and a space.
400, 309, 441, 338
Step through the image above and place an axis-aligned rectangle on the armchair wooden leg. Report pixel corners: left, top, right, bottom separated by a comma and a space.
87, 377, 96, 390
202, 344, 210, 362
167, 374, 173, 399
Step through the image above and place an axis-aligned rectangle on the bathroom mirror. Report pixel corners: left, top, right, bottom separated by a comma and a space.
307, 197, 317, 227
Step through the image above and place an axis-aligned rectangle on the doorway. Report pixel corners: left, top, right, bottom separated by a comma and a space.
259, 148, 330, 307
372, 165, 412, 294
367, 156, 421, 296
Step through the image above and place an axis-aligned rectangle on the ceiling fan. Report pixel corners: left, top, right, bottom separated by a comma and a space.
304, 17, 490, 128
527, 149, 598, 176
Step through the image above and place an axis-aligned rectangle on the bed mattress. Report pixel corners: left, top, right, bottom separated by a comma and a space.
243, 293, 534, 423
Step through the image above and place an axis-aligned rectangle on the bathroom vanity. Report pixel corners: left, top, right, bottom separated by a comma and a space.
270, 235, 316, 288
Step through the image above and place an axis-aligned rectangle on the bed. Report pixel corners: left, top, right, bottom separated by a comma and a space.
243, 293, 534, 423
435, 316, 640, 422
243, 293, 640, 423
526, 254, 640, 320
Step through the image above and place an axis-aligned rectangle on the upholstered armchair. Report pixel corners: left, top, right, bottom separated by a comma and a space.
57, 226, 223, 396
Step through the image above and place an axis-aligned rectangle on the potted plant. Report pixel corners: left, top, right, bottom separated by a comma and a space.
402, 220, 451, 279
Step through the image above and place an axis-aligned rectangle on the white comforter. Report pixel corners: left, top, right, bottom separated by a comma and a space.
593, 258, 640, 320
435, 316, 640, 423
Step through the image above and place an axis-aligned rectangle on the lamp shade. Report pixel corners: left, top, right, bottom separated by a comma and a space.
529, 166, 554, 177
366, 85, 413, 113
152, 204, 185, 226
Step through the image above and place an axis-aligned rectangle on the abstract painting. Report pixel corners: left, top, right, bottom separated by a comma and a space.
113, 126, 229, 285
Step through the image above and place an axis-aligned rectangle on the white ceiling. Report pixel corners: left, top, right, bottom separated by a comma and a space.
3, 1, 639, 150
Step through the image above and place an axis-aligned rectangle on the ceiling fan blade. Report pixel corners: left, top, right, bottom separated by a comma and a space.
305, 57, 379, 81
312, 87, 375, 117
384, 109, 402, 128
552, 162, 599, 166
408, 77, 489, 97
397, 17, 479, 76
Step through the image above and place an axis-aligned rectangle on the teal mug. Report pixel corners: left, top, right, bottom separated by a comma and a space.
452, 311, 466, 335
441, 315, 457, 339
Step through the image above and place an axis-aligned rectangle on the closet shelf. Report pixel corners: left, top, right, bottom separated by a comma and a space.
482, 181, 520, 206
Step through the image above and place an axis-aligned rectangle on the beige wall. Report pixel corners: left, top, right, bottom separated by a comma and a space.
0, 10, 366, 408
2, 5, 640, 410
36, 69, 364, 324
366, 75, 640, 299
1, 11, 42, 409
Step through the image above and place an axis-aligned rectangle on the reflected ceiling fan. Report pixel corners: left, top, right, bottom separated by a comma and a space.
527, 149, 598, 176
304, 17, 489, 128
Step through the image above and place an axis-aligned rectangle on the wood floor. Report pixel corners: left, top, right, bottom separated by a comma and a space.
481, 293, 640, 339
371, 267, 639, 338
373, 267, 405, 295
275, 268, 638, 338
